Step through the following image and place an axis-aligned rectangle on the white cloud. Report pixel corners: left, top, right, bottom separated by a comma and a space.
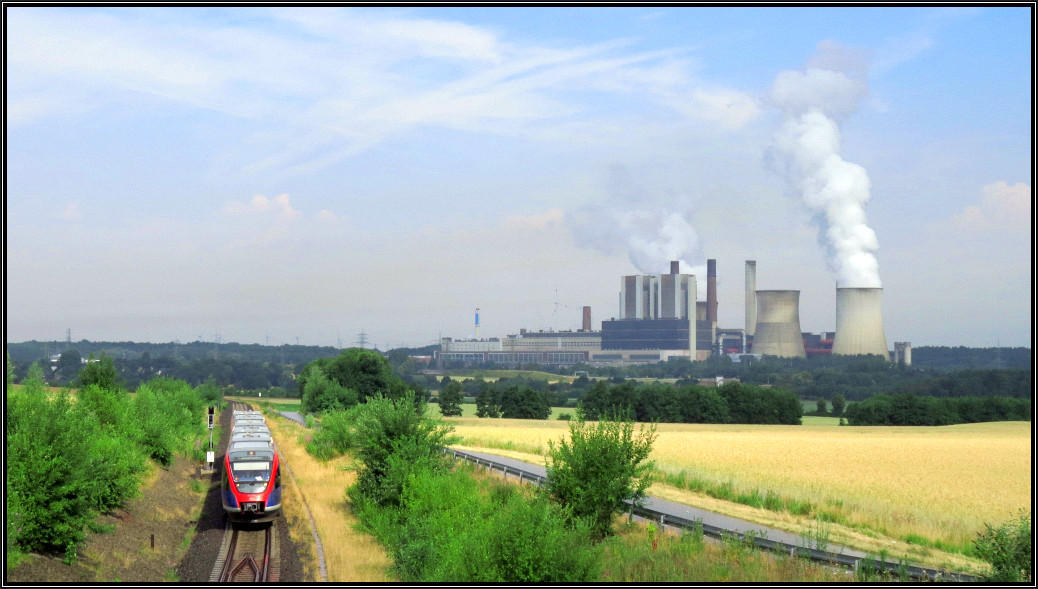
951, 181, 1031, 232
684, 86, 761, 129
5, 8, 715, 179
222, 193, 300, 219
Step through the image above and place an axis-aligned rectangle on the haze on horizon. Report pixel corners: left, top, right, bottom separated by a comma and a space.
6, 6, 1032, 350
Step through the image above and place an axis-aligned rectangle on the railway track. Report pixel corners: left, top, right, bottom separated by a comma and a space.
210, 521, 280, 582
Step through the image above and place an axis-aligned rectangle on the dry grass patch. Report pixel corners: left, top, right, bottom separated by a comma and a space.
266, 416, 393, 583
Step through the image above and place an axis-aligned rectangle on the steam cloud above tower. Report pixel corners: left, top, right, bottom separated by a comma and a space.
768, 43, 882, 288
567, 165, 705, 276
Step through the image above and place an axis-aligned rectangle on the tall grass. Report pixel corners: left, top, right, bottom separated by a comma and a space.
265, 416, 394, 582
600, 520, 848, 582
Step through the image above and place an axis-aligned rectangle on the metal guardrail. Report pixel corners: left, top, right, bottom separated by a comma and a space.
445, 448, 978, 583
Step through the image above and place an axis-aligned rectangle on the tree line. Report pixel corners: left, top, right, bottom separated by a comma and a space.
844, 392, 1032, 426
6, 358, 209, 562
577, 380, 802, 425
9, 339, 1030, 406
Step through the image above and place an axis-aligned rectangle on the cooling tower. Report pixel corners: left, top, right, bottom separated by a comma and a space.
751, 290, 806, 358
745, 260, 757, 337
832, 288, 889, 358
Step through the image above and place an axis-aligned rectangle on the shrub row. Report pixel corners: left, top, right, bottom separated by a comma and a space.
5, 366, 206, 561
844, 392, 1031, 425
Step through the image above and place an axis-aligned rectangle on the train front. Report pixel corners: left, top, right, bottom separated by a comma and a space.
223, 446, 282, 523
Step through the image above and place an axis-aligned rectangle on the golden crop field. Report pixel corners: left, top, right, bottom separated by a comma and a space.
446, 417, 1031, 567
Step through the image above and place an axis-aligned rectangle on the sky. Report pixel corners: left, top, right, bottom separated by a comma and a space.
5, 6, 1032, 349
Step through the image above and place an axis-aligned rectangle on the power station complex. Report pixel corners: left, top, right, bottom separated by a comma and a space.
437, 259, 910, 367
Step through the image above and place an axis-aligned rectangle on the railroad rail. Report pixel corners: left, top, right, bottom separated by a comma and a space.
445, 448, 978, 583
210, 521, 280, 582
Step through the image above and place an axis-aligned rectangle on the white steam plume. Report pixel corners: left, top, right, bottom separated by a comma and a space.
567, 165, 704, 276
768, 45, 882, 288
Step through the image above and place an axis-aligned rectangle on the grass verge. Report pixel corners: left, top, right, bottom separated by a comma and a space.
265, 414, 394, 582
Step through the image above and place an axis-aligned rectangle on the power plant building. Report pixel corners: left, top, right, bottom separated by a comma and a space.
894, 341, 912, 365
603, 259, 713, 360
436, 258, 898, 368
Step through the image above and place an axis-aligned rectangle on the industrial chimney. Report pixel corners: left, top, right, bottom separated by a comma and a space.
751, 290, 806, 358
745, 260, 757, 337
707, 259, 718, 324
582, 306, 592, 331
832, 288, 889, 358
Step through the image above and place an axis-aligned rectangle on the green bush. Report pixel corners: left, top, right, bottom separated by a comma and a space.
544, 414, 657, 539
6, 373, 204, 562
356, 462, 600, 582
195, 377, 222, 404
350, 392, 459, 507
77, 352, 122, 391
80, 434, 147, 513
974, 510, 1032, 582
305, 406, 364, 460
133, 384, 178, 465
6, 386, 93, 560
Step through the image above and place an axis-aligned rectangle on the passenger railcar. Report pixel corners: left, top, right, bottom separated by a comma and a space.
222, 409, 282, 523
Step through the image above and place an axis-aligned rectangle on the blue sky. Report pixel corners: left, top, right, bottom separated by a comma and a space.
6, 6, 1031, 349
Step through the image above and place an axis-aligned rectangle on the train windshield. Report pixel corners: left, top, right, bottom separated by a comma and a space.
229, 451, 274, 493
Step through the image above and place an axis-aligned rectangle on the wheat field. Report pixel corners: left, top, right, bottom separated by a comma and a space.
447, 417, 1031, 563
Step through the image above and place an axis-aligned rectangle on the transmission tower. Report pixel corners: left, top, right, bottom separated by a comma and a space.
356, 329, 368, 349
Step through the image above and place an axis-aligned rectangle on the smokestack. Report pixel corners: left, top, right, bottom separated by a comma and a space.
582, 306, 592, 331
475, 308, 480, 339
751, 290, 807, 358
745, 260, 757, 337
670, 260, 680, 275
707, 259, 717, 323
832, 287, 889, 357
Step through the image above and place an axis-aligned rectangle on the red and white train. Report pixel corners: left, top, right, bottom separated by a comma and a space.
221, 409, 282, 523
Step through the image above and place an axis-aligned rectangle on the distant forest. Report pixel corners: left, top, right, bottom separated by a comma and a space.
5, 340, 437, 391
5, 340, 1031, 403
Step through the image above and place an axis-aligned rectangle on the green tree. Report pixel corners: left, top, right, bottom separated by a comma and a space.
195, 376, 222, 404
499, 386, 551, 420
544, 413, 657, 540
297, 348, 408, 408
301, 365, 358, 414
831, 393, 846, 416
439, 380, 464, 417
815, 397, 828, 415
6, 350, 14, 388
475, 384, 501, 418
77, 352, 121, 391
56, 349, 82, 383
